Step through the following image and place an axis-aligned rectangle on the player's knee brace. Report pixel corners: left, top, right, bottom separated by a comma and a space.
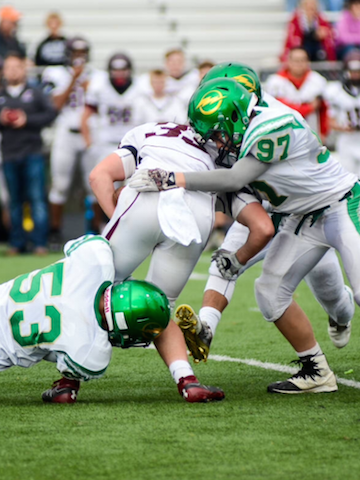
205, 263, 236, 304
255, 277, 292, 322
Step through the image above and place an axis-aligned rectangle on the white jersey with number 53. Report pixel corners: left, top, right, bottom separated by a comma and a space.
0, 235, 114, 380
241, 107, 358, 214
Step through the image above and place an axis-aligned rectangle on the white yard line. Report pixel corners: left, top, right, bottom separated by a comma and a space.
209, 354, 360, 389
146, 346, 360, 389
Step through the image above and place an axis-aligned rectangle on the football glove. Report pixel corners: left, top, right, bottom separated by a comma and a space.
211, 248, 243, 280
128, 168, 177, 192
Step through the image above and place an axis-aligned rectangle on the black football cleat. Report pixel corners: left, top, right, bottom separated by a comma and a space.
42, 377, 80, 404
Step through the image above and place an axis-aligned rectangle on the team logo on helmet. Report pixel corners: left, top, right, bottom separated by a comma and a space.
196, 90, 227, 115
142, 323, 163, 340
233, 74, 256, 93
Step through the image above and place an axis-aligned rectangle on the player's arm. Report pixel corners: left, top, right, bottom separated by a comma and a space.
51, 65, 84, 110
81, 104, 97, 148
129, 154, 269, 192
89, 148, 136, 218
233, 202, 274, 266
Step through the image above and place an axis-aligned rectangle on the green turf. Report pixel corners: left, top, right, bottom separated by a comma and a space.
0, 250, 359, 480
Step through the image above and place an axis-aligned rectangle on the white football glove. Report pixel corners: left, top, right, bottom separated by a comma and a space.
211, 249, 243, 280
128, 168, 177, 192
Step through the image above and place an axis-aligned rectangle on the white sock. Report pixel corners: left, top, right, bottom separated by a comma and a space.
296, 342, 323, 358
199, 306, 221, 335
169, 360, 194, 384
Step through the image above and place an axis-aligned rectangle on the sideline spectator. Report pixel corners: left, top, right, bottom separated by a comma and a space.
137, 48, 199, 99
0, 6, 26, 62
266, 47, 329, 140
281, 0, 337, 62
0, 53, 57, 255
133, 69, 187, 124
335, 0, 360, 60
34, 12, 67, 67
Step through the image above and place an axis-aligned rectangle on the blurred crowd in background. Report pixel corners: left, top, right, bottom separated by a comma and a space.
0, 0, 360, 255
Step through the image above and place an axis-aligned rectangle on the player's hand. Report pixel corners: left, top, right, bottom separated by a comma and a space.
211, 249, 243, 280
11, 109, 27, 128
128, 168, 178, 192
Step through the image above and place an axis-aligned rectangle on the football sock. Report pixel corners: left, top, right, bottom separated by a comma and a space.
169, 360, 194, 384
296, 342, 323, 358
199, 306, 221, 335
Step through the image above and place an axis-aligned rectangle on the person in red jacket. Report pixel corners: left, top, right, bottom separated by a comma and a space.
281, 0, 337, 62
266, 47, 329, 142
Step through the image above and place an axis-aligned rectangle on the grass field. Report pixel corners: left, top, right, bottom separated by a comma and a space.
0, 249, 360, 480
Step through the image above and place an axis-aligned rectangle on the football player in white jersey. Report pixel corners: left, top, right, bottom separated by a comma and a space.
324, 49, 360, 175
89, 122, 275, 402
81, 53, 141, 232
81, 53, 140, 161
42, 37, 97, 249
174, 63, 354, 363
0, 234, 170, 403
129, 78, 360, 395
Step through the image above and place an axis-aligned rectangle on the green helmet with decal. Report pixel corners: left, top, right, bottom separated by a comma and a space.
188, 77, 257, 147
200, 62, 263, 103
104, 280, 170, 348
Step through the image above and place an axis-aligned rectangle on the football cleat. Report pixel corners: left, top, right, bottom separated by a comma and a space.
267, 354, 338, 394
175, 304, 213, 363
328, 317, 352, 349
327, 285, 353, 348
177, 375, 225, 403
42, 377, 80, 404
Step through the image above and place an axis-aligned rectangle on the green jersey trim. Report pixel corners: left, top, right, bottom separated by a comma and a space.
65, 235, 110, 257
240, 114, 303, 160
347, 183, 360, 234
61, 352, 109, 381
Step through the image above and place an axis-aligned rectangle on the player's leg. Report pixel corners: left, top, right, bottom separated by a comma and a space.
304, 248, 354, 348
146, 200, 224, 402
324, 193, 360, 307
2, 160, 26, 252
48, 128, 79, 248
23, 153, 49, 253
176, 221, 247, 361
102, 188, 163, 282
255, 215, 337, 394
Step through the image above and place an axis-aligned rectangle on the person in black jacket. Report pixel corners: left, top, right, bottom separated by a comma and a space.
0, 6, 26, 62
0, 52, 58, 255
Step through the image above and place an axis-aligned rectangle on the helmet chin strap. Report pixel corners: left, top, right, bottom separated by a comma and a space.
103, 285, 114, 332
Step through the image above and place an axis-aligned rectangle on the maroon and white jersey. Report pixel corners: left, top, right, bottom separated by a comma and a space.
42, 65, 96, 130
86, 70, 141, 145
116, 122, 215, 175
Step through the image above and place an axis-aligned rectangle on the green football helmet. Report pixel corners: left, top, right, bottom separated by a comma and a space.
188, 77, 257, 149
200, 62, 263, 103
104, 280, 170, 348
